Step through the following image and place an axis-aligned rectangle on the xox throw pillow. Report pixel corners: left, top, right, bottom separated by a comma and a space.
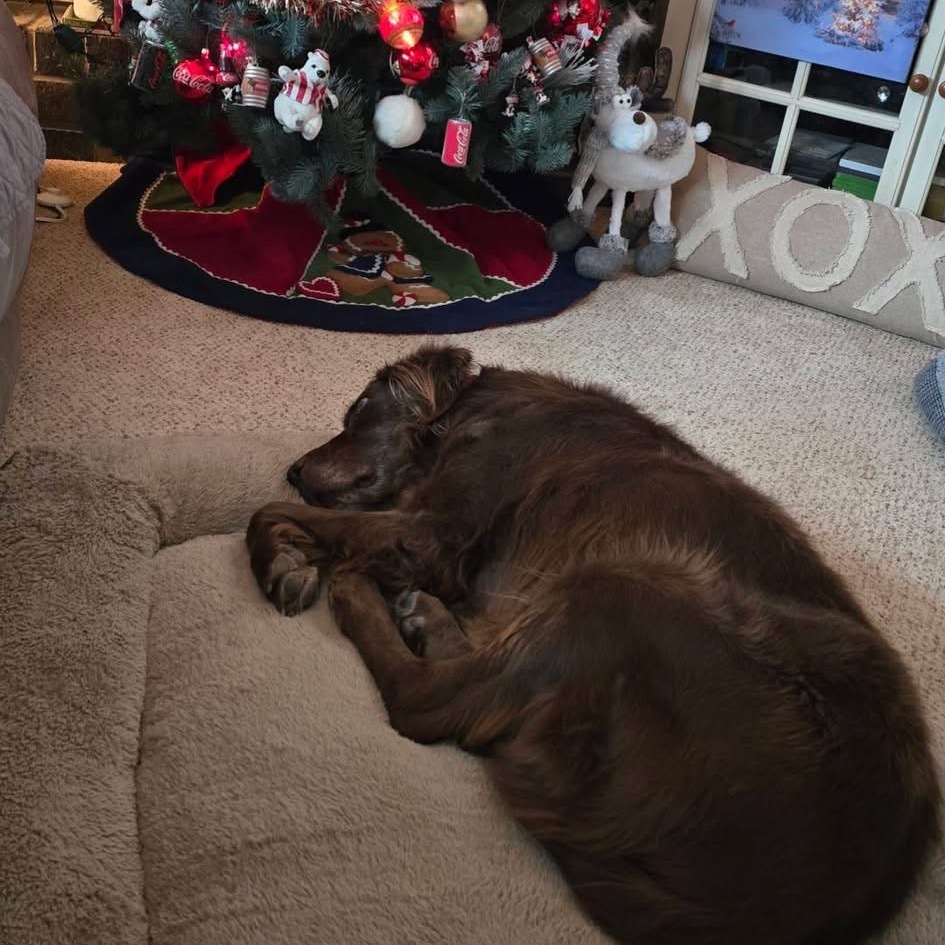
672, 148, 945, 348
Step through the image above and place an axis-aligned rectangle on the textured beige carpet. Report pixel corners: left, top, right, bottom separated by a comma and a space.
6, 161, 945, 590
5, 161, 945, 572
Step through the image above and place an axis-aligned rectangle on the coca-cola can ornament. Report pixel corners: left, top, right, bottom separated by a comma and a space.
130, 41, 168, 91
527, 37, 562, 78
241, 61, 271, 108
441, 116, 472, 167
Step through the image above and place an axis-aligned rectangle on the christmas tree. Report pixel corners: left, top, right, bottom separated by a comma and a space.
817, 0, 884, 50
710, 12, 740, 44
898, 0, 928, 38
782, 0, 823, 24
78, 0, 653, 218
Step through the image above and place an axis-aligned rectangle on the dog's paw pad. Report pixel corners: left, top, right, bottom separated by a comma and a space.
264, 548, 309, 594
274, 565, 321, 617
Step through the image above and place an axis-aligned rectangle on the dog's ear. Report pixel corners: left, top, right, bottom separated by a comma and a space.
382, 345, 477, 426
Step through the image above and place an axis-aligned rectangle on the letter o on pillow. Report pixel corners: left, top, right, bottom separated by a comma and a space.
771, 189, 871, 294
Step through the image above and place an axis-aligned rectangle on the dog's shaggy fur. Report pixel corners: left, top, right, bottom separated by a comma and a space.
247, 346, 939, 945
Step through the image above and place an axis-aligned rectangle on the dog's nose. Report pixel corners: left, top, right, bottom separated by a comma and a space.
287, 462, 303, 488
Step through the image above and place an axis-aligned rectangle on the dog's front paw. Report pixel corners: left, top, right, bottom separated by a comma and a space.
391, 588, 472, 659
247, 508, 320, 616
266, 550, 321, 617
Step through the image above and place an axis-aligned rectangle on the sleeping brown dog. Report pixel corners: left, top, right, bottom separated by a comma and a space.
247, 345, 939, 945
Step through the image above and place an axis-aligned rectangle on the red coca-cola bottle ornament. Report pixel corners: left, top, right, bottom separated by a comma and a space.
441, 116, 472, 167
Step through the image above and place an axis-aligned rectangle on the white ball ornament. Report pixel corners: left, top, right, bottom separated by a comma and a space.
373, 94, 426, 149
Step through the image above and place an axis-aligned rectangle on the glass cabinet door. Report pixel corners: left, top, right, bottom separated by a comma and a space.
900, 86, 945, 220
675, 0, 945, 208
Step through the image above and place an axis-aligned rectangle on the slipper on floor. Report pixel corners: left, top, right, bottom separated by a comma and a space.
35, 203, 67, 223
914, 351, 945, 444
37, 186, 74, 209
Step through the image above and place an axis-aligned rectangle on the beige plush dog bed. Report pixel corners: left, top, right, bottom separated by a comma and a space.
1, 435, 943, 945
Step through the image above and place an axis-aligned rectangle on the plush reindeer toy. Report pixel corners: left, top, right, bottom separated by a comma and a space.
548, 13, 710, 279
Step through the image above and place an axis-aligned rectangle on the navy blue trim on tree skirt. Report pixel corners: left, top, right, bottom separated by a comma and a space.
84, 158, 600, 335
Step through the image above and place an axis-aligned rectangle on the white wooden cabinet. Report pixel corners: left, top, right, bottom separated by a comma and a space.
664, 0, 945, 220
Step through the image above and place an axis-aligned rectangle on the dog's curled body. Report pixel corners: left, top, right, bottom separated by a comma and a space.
248, 347, 940, 945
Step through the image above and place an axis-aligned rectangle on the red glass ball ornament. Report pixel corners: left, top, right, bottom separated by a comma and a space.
392, 41, 440, 85
378, 0, 425, 50
541, 0, 565, 40
172, 55, 215, 101
572, 0, 601, 26
568, 0, 608, 40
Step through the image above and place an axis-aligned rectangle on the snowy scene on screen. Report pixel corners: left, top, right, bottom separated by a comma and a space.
710, 0, 931, 82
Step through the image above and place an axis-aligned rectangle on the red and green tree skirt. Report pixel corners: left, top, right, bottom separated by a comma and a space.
79, 0, 659, 215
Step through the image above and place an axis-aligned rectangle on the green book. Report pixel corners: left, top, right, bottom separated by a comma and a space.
832, 172, 878, 202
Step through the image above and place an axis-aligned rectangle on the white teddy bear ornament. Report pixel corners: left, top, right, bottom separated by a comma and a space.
130, 0, 163, 43
274, 49, 339, 142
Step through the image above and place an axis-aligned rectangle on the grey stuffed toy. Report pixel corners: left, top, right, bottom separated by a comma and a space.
548, 13, 710, 280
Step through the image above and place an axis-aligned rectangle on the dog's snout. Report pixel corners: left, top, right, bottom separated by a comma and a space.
287, 462, 303, 488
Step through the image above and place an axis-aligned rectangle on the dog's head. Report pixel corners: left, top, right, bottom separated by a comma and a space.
287, 345, 477, 508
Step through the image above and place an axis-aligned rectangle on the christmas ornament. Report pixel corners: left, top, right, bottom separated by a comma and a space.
378, 0, 425, 50
545, 0, 609, 46
240, 61, 271, 107
172, 61, 214, 101
215, 30, 245, 86
374, 93, 426, 147
461, 22, 502, 79
502, 92, 518, 116
129, 40, 168, 91
130, 0, 163, 42
527, 37, 562, 77
274, 49, 338, 140
574, 3, 609, 46
441, 116, 472, 167
391, 42, 439, 86
439, 0, 488, 44
172, 53, 216, 101
569, 0, 601, 31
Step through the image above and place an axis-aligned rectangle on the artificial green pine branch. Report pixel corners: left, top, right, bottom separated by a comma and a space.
479, 49, 528, 109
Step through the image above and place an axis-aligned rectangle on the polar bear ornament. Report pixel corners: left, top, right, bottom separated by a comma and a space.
274, 49, 339, 142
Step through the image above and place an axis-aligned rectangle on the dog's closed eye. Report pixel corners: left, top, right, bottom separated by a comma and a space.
345, 397, 369, 430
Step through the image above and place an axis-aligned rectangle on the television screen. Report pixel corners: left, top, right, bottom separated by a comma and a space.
710, 0, 931, 83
